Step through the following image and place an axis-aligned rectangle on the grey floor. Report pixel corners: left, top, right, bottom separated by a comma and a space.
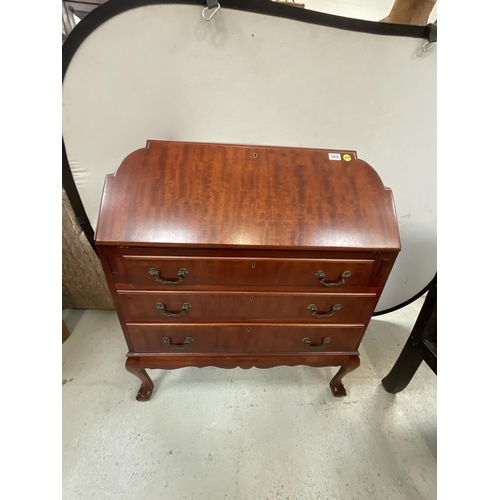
62, 295, 436, 500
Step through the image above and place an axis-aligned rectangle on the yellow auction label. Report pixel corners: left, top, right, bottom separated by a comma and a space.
343, 154, 352, 161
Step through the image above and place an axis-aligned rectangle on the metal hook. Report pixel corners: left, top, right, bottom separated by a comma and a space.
202, 2, 220, 21
422, 41, 437, 52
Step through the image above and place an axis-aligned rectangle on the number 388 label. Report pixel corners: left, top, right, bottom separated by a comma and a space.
329, 153, 352, 161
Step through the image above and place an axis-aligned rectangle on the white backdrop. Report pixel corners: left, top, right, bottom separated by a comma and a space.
62, 4, 436, 312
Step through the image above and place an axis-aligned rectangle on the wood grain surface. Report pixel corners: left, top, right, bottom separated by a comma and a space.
118, 291, 376, 324
114, 254, 375, 289
126, 324, 364, 354
95, 141, 400, 251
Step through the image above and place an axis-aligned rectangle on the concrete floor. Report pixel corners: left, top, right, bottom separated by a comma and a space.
62, 295, 436, 500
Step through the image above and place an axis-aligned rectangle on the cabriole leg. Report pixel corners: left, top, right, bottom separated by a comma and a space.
125, 357, 154, 401
330, 356, 360, 397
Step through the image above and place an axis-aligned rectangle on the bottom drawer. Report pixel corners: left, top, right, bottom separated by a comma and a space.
126, 324, 365, 354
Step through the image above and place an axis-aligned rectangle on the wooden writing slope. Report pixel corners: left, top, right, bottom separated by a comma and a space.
96, 141, 400, 401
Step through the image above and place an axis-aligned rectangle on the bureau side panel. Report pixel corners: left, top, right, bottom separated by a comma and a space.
367, 253, 399, 310
96, 245, 135, 351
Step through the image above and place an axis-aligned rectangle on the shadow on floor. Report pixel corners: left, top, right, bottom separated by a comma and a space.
62, 309, 86, 334
361, 317, 411, 379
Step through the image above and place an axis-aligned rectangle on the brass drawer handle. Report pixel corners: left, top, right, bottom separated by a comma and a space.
155, 302, 192, 317
302, 337, 331, 350
149, 267, 189, 285
308, 303, 341, 318
315, 270, 351, 287
162, 336, 193, 350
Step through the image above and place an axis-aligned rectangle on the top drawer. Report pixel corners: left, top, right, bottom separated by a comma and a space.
112, 255, 375, 290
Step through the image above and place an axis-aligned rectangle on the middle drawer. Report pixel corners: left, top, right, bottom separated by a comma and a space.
119, 291, 376, 324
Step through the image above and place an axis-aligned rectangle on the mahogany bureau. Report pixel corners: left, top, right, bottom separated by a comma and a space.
96, 140, 400, 401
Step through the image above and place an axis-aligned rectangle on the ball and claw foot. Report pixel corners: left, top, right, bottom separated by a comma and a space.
329, 356, 360, 397
136, 381, 154, 402
330, 380, 347, 397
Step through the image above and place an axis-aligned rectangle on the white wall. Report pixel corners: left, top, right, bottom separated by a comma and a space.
299, 0, 436, 23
